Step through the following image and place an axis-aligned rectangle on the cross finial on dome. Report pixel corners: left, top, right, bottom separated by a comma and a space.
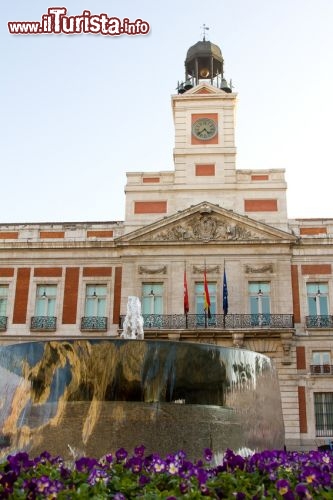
201, 24, 209, 41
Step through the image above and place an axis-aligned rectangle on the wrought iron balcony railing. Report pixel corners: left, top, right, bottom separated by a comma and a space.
119, 314, 294, 330
30, 316, 57, 331
310, 364, 333, 375
316, 428, 333, 438
306, 315, 333, 328
0, 316, 7, 331
80, 316, 108, 332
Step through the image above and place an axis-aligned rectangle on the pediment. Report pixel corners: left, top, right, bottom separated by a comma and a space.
115, 202, 296, 245
183, 83, 224, 96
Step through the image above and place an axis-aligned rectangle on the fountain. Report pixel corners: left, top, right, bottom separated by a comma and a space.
0, 298, 284, 460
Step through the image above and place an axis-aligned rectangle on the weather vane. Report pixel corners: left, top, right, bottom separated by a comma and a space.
201, 24, 209, 41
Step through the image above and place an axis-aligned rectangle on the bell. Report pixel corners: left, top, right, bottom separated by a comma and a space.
199, 67, 210, 78
220, 78, 232, 93
183, 80, 193, 90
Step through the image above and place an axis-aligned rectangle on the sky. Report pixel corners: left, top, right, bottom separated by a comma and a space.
1, 0, 333, 223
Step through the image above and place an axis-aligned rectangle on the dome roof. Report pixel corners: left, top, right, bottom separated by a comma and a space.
185, 41, 223, 63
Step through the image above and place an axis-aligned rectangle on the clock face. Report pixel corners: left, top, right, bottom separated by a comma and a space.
192, 118, 217, 140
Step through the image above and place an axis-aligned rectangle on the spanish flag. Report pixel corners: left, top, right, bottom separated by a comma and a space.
203, 270, 211, 318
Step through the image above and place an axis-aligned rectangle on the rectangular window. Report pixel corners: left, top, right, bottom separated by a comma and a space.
141, 283, 163, 328
0, 285, 8, 316
249, 282, 271, 325
141, 283, 163, 315
307, 283, 329, 316
35, 285, 57, 317
314, 392, 333, 437
85, 285, 107, 317
311, 352, 331, 374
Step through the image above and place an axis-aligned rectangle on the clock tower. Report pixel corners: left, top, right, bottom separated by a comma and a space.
124, 36, 288, 231
172, 38, 237, 193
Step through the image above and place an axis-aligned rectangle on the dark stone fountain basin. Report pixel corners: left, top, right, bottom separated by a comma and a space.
0, 339, 284, 460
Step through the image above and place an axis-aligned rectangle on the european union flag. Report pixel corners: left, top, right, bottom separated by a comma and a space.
223, 269, 228, 315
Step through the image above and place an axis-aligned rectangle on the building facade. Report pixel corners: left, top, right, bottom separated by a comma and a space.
1, 39, 333, 451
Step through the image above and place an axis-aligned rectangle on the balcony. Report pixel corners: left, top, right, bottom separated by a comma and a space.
0, 316, 7, 331
80, 316, 108, 332
119, 314, 294, 330
310, 364, 333, 375
306, 315, 333, 329
30, 316, 57, 332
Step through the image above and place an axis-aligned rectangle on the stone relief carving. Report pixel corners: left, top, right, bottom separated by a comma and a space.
149, 214, 260, 242
245, 264, 274, 274
193, 265, 220, 274
138, 265, 167, 275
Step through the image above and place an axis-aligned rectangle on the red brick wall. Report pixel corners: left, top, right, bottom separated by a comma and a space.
195, 164, 215, 176
298, 386, 308, 433
291, 265, 301, 323
62, 268, 79, 324
244, 199, 278, 212
0, 268, 14, 277
112, 267, 122, 325
39, 231, 65, 238
301, 264, 331, 275
87, 230, 113, 238
134, 201, 167, 214
34, 268, 63, 277
83, 267, 112, 277
0, 232, 18, 239
300, 227, 327, 235
251, 174, 269, 181
296, 346, 306, 370
13, 268, 31, 324
142, 177, 160, 183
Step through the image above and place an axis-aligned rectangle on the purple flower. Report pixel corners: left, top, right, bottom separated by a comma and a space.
152, 457, 166, 473
36, 475, 52, 493
88, 468, 109, 486
75, 456, 98, 472
200, 483, 210, 495
179, 481, 189, 494
134, 444, 146, 457
113, 494, 126, 500
299, 465, 321, 485
127, 456, 143, 474
295, 483, 312, 498
115, 447, 128, 462
0, 471, 17, 493
204, 448, 213, 462
139, 474, 150, 486
196, 468, 208, 485
276, 478, 290, 496
167, 461, 179, 475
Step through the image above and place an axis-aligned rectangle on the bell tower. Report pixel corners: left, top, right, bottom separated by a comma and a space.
172, 35, 237, 194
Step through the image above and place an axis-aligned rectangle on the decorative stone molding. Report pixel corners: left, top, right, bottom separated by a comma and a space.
232, 332, 244, 348
138, 265, 167, 275
280, 332, 293, 365
245, 339, 278, 353
193, 265, 220, 274
149, 214, 260, 242
245, 264, 274, 274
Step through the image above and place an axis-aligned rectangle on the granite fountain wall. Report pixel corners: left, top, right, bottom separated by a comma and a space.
0, 339, 284, 460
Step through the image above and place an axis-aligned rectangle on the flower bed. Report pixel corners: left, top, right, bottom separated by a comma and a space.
0, 445, 333, 498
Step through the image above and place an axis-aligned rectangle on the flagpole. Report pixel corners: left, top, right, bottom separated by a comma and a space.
184, 260, 189, 329
223, 259, 226, 328
223, 259, 228, 328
